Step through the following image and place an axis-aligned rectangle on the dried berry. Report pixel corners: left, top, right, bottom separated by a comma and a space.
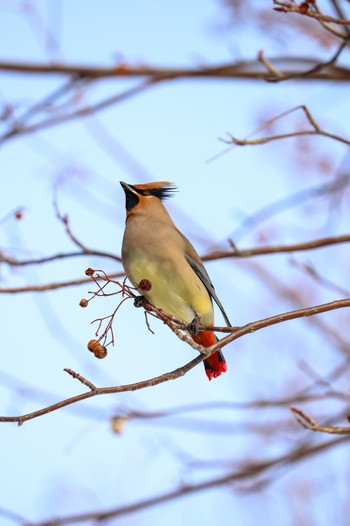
94, 345, 108, 359
85, 268, 95, 276
87, 339, 99, 352
139, 279, 152, 292
79, 298, 89, 308
299, 2, 309, 13
87, 339, 107, 359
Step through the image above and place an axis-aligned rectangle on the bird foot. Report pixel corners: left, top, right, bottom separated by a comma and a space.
134, 295, 147, 308
188, 314, 200, 335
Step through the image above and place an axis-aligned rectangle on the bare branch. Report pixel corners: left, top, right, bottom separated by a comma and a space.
204, 298, 350, 354
113, 387, 350, 422
3, 233, 350, 294
290, 406, 350, 435
258, 41, 348, 81
222, 105, 350, 149
0, 271, 125, 294
0, 356, 204, 425
0, 249, 120, 267
231, 171, 350, 240
53, 198, 118, 259
63, 368, 96, 391
330, 0, 350, 35
1, 298, 350, 425
290, 258, 350, 297
0, 78, 157, 145
0, 58, 349, 144
1, 57, 350, 80
22, 436, 349, 525
273, 1, 350, 26
202, 234, 350, 261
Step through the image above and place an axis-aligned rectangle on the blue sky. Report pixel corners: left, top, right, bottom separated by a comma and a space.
1, 1, 350, 525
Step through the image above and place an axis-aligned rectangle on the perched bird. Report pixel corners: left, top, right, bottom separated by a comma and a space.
120, 181, 231, 380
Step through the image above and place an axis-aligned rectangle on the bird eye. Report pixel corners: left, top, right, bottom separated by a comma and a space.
142, 190, 151, 196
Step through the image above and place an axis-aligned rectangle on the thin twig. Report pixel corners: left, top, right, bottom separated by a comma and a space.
63, 368, 96, 391
330, 0, 350, 35
258, 41, 349, 82
258, 50, 285, 79
290, 258, 350, 297
231, 172, 350, 241
290, 406, 350, 434
0, 249, 121, 266
225, 123, 350, 147
211, 105, 350, 164
273, 0, 350, 25
0, 271, 125, 293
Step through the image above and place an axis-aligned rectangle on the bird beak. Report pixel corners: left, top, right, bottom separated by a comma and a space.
120, 181, 135, 194
120, 181, 139, 212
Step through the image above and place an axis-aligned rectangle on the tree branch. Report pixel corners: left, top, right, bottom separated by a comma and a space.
202, 234, 350, 262
0, 78, 157, 145
2, 233, 350, 293
1, 57, 350, 80
1, 298, 350, 425
22, 435, 349, 525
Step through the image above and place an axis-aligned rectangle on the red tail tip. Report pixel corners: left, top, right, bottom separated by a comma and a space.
205, 361, 227, 381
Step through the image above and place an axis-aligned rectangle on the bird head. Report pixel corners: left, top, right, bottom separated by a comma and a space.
120, 181, 176, 212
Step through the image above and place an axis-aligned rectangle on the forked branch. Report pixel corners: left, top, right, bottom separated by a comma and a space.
220, 105, 350, 152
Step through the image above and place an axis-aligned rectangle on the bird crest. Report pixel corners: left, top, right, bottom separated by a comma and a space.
131, 182, 177, 201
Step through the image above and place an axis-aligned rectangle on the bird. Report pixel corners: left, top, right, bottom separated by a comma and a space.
120, 181, 231, 380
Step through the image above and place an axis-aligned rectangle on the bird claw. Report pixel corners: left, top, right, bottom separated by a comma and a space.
188, 314, 200, 335
134, 295, 146, 308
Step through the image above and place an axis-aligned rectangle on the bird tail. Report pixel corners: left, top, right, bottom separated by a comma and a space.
192, 330, 227, 381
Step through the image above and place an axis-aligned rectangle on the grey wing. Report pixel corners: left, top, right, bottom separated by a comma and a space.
185, 255, 231, 327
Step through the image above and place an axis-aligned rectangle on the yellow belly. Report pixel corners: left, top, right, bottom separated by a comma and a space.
125, 254, 213, 325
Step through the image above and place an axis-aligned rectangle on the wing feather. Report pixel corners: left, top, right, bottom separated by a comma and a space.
185, 255, 231, 327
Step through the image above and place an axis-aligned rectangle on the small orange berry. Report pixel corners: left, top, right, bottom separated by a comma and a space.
87, 339, 107, 359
